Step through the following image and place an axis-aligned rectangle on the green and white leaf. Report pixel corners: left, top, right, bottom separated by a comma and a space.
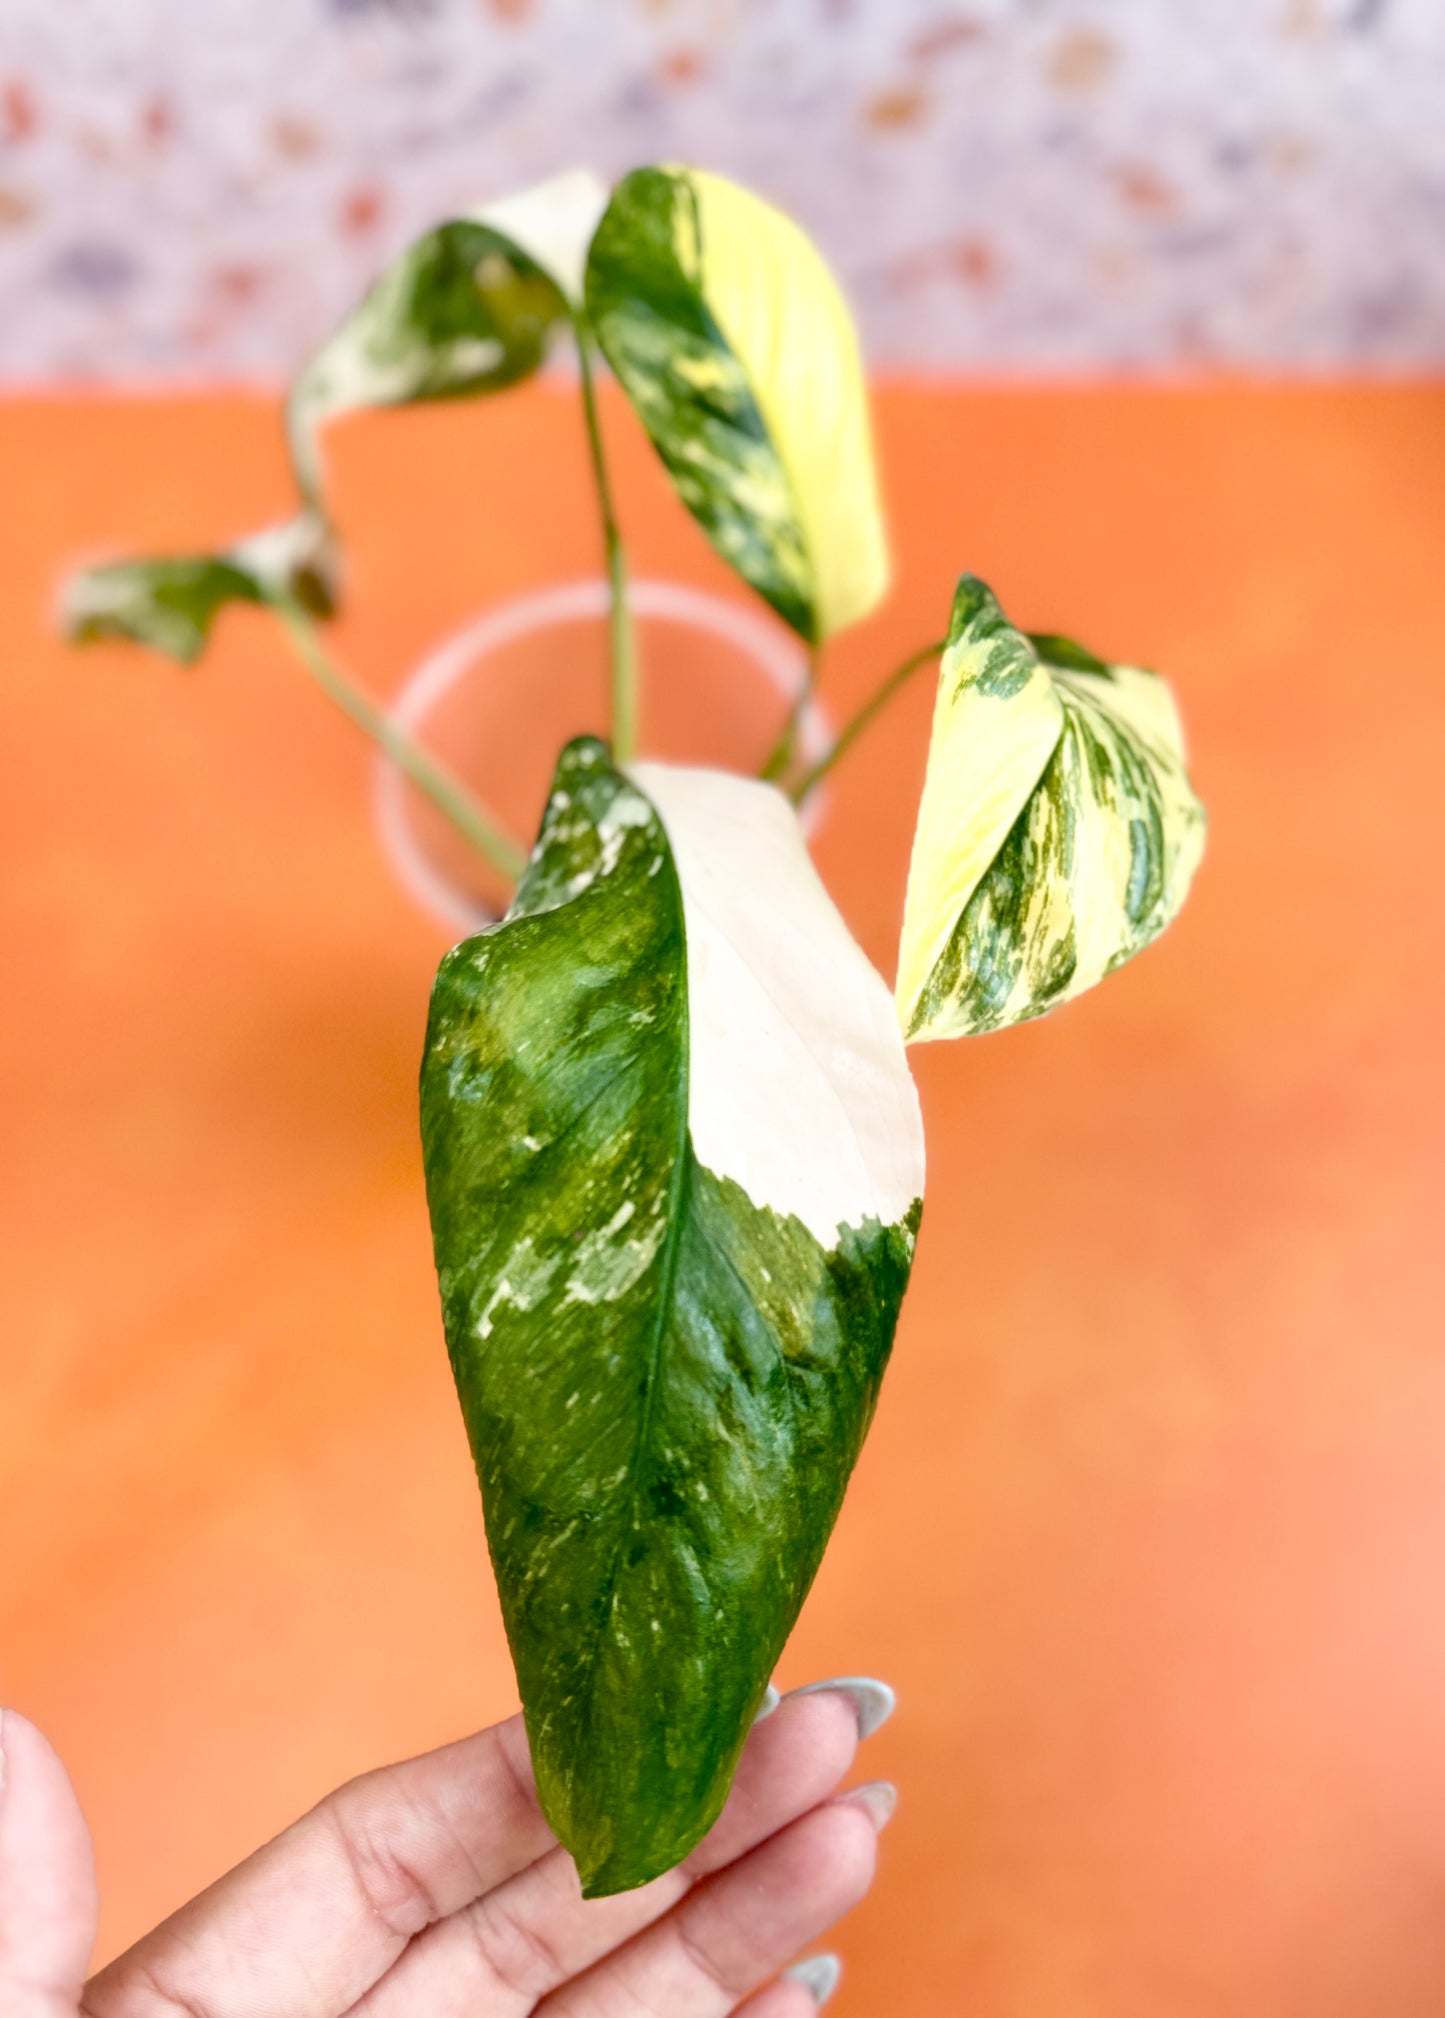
64, 170, 606, 663
585, 165, 888, 645
60, 511, 334, 664
421, 740, 923, 1896
289, 167, 607, 501
897, 575, 1206, 1042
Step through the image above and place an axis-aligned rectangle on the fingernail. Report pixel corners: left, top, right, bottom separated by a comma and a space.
0, 1706, 7, 1804
785, 1676, 895, 1739
836, 1779, 897, 1831
784, 1951, 843, 2006
753, 1683, 782, 1724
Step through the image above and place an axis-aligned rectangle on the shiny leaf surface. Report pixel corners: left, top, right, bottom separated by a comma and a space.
421, 739, 922, 1894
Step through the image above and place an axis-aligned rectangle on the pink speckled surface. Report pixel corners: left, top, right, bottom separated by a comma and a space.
1, 0, 1442, 381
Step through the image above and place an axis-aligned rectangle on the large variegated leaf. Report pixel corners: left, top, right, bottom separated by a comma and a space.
898, 575, 1206, 1042
63, 171, 607, 662
421, 739, 923, 1895
585, 166, 888, 645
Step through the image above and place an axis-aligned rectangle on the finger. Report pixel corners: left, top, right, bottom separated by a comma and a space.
729, 1990, 822, 2018
535, 1787, 891, 2018
695, 1682, 888, 1876
732, 1982, 831, 2018
84, 1714, 553, 2018
734, 1953, 844, 2017
0, 1707, 99, 2015
345, 1684, 866, 2018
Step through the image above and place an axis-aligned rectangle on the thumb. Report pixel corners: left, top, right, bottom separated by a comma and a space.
0, 1708, 98, 2016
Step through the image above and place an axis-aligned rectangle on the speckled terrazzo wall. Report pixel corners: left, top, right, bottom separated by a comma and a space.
1, 0, 1441, 382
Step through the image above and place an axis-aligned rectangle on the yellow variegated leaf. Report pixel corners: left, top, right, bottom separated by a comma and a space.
585, 166, 887, 644
894, 588, 1065, 1024
898, 575, 1206, 1042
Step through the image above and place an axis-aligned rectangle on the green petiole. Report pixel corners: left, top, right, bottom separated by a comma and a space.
758, 642, 823, 784
573, 322, 640, 765
271, 594, 529, 887
788, 639, 945, 805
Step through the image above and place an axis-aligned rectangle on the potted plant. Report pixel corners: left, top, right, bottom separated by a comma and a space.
63, 163, 1205, 1899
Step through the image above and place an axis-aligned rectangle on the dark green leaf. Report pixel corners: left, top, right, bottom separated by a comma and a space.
1026, 630, 1112, 676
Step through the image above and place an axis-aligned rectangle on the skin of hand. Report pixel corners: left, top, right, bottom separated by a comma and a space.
0, 1684, 895, 2018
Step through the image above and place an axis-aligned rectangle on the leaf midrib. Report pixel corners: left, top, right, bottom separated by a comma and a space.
568, 834, 695, 1748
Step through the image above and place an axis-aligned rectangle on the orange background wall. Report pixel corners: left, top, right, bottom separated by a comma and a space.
2, 381, 1444, 2014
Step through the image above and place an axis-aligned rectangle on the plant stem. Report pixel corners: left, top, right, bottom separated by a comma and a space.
271, 595, 529, 886
789, 638, 946, 805
574, 326, 639, 763
759, 643, 823, 783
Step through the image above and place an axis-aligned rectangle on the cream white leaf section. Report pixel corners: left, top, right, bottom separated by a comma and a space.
228, 510, 335, 599
687, 170, 890, 640
1045, 660, 1206, 995
631, 760, 923, 1247
476, 167, 608, 308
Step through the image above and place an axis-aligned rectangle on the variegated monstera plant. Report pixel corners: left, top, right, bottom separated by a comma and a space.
65, 167, 1206, 1897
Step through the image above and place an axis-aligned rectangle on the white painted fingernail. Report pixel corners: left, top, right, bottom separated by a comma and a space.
753, 1683, 782, 1724
836, 1779, 897, 1831
784, 1951, 843, 2006
786, 1676, 895, 1738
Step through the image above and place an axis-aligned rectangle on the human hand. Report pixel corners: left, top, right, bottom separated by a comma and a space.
0, 1680, 895, 2016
